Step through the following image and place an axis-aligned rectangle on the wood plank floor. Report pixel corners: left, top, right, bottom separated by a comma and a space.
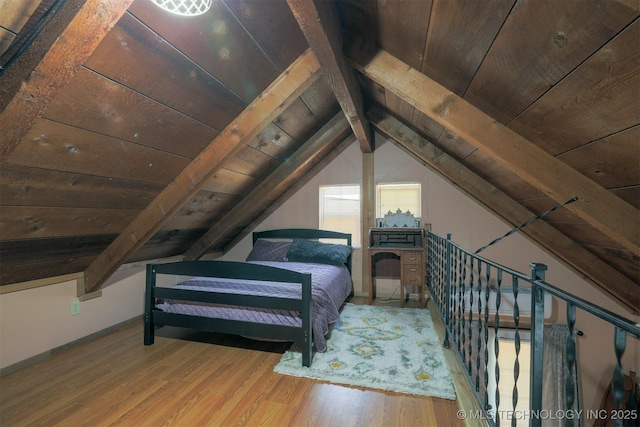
0, 298, 479, 426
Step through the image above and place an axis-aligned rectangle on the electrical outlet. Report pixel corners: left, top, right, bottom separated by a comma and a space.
70, 300, 80, 316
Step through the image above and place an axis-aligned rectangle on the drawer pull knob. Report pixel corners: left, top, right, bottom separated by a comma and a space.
409, 278, 417, 281
408, 257, 417, 261
409, 268, 417, 272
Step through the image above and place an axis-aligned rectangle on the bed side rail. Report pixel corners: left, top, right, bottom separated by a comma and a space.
153, 288, 306, 311
151, 312, 306, 342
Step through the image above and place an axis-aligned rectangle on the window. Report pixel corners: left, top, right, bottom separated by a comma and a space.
376, 182, 421, 219
319, 185, 361, 244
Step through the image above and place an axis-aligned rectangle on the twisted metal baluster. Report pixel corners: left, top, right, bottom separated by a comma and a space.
451, 246, 459, 348
565, 302, 576, 427
444, 235, 453, 349
494, 269, 502, 426
455, 250, 464, 354
438, 237, 447, 310
511, 276, 520, 427
426, 237, 433, 295
460, 252, 467, 366
428, 237, 436, 306
476, 260, 483, 393
431, 237, 441, 310
437, 238, 444, 308
613, 327, 627, 415
467, 257, 475, 376
429, 237, 437, 308
483, 264, 491, 415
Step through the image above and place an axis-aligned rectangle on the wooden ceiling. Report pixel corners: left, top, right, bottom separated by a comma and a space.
0, 0, 638, 312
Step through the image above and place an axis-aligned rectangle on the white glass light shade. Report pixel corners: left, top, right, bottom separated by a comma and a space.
150, 0, 212, 16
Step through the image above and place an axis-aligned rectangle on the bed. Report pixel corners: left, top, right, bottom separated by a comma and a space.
144, 229, 353, 367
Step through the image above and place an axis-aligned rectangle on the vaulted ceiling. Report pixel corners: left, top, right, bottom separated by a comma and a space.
1, 0, 638, 312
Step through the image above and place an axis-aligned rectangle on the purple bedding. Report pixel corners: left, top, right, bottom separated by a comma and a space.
155, 261, 352, 352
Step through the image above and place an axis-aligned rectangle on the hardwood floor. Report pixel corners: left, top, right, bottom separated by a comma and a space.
0, 298, 477, 426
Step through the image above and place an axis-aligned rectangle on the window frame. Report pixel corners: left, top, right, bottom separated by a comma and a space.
318, 184, 361, 246
375, 182, 422, 222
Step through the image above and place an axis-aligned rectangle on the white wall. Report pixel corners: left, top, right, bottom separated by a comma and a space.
0, 268, 146, 370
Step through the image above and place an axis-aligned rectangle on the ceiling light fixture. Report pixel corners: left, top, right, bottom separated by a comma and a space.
150, 0, 212, 16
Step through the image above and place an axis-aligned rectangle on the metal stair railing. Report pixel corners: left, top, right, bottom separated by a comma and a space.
427, 232, 640, 427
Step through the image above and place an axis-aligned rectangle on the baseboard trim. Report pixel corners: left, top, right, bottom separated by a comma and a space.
0, 315, 142, 377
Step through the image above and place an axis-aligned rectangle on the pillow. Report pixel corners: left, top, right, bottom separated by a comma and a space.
246, 239, 291, 262
286, 238, 352, 266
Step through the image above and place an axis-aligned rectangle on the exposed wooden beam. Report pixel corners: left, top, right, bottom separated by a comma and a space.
350, 47, 640, 256
83, 49, 322, 293
184, 112, 352, 259
370, 107, 639, 313
361, 151, 375, 296
0, 0, 135, 163
287, 0, 373, 153
223, 135, 357, 252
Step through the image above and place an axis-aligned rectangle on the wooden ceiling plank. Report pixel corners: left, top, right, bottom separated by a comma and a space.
384, 91, 416, 126
350, 47, 640, 256
184, 112, 351, 259
161, 191, 239, 230
83, 49, 322, 293
0, 0, 136, 163
223, 0, 308, 72
224, 146, 279, 178
287, 0, 373, 153
273, 98, 321, 142
556, 126, 640, 190
369, 108, 639, 313
84, 12, 247, 131
249, 123, 298, 159
299, 77, 341, 123
223, 135, 357, 253
43, 67, 219, 159
0, 206, 139, 240
464, 1, 636, 126
508, 20, 640, 156
200, 168, 259, 196
421, 0, 514, 97
377, 0, 432, 71
7, 119, 192, 186
0, 164, 162, 210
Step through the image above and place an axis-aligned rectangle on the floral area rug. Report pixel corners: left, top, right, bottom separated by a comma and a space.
273, 303, 456, 399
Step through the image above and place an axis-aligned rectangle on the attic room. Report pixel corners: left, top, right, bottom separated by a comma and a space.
1, 0, 638, 425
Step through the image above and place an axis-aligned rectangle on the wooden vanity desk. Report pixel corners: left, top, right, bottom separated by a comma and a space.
368, 227, 427, 307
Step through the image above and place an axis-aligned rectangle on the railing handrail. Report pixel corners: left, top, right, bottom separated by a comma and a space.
533, 278, 640, 339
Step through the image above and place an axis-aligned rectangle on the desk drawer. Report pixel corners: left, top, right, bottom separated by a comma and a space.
403, 251, 423, 286
403, 263, 423, 284
403, 251, 422, 264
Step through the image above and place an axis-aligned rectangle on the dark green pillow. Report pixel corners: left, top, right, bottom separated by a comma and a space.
286, 238, 352, 266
